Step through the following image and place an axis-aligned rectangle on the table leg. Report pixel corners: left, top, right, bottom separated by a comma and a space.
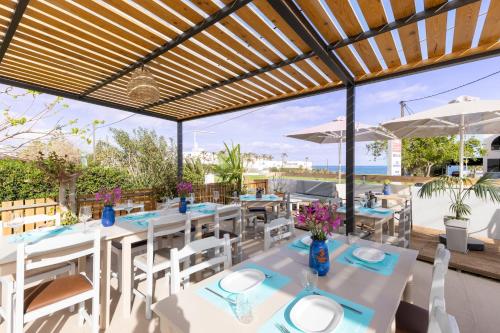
121, 238, 132, 317
100, 240, 111, 329
388, 216, 395, 236
373, 218, 383, 243
194, 221, 203, 281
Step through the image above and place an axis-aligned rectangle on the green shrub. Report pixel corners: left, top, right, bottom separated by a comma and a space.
76, 165, 133, 195
0, 159, 57, 201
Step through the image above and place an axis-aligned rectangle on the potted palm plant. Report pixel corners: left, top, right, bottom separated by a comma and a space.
418, 174, 500, 251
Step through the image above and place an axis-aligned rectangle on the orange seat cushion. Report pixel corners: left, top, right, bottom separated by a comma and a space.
24, 274, 92, 313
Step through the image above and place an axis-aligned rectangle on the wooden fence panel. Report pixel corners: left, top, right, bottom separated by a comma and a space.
0, 198, 59, 235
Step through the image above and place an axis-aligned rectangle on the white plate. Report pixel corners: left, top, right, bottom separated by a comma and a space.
290, 295, 343, 333
352, 247, 385, 263
219, 269, 265, 293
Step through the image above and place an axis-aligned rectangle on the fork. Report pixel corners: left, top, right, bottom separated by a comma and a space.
345, 256, 380, 271
274, 322, 290, 333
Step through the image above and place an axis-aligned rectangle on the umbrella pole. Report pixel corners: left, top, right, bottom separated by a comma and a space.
338, 139, 342, 184
459, 114, 465, 190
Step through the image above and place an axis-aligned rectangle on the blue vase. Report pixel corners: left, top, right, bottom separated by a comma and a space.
179, 197, 187, 213
309, 239, 330, 276
383, 184, 391, 195
101, 205, 115, 227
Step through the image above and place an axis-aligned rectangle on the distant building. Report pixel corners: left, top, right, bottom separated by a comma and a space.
484, 135, 500, 173
245, 159, 312, 173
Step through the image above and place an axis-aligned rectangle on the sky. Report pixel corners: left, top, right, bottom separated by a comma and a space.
1, 56, 499, 166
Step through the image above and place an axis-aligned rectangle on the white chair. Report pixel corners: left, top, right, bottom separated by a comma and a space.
428, 297, 460, 333
132, 213, 191, 319
396, 245, 451, 333
203, 205, 242, 260
0, 215, 73, 333
264, 217, 295, 251
13, 229, 100, 333
170, 234, 232, 295
383, 205, 412, 248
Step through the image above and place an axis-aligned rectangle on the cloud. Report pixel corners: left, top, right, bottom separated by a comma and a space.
363, 83, 428, 104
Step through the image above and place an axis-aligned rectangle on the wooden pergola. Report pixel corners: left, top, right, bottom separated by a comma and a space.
0, 0, 499, 231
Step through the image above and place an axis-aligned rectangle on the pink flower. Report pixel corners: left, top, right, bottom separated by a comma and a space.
95, 192, 102, 201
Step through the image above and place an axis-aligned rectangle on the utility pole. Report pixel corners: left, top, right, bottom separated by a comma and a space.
92, 122, 96, 158
400, 101, 405, 117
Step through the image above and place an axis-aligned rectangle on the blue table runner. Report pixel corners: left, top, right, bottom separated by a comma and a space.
335, 244, 400, 276
259, 288, 374, 333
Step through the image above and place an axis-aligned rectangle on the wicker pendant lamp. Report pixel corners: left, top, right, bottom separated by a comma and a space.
127, 65, 160, 103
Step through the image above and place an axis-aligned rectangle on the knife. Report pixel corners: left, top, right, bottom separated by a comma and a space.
205, 288, 236, 305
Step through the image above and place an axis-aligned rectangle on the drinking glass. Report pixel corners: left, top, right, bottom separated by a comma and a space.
301, 268, 318, 292
79, 206, 92, 233
347, 232, 360, 245
235, 293, 253, 324
189, 193, 195, 205
10, 211, 24, 230
213, 190, 220, 203
125, 199, 134, 214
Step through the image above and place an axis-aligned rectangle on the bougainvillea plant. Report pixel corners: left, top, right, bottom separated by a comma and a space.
297, 201, 342, 241
176, 181, 193, 198
95, 187, 122, 206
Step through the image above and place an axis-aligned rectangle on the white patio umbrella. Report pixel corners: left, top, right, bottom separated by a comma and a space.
286, 117, 396, 182
381, 97, 500, 179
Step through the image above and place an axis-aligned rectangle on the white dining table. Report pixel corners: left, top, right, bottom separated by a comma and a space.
0, 204, 227, 330
152, 233, 418, 333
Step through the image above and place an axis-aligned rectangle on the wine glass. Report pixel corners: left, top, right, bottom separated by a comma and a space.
79, 206, 92, 233
125, 199, 134, 214
9, 211, 24, 231
189, 193, 195, 205
213, 190, 220, 203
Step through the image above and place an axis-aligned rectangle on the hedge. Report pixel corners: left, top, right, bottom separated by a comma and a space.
0, 159, 57, 201
0, 159, 137, 201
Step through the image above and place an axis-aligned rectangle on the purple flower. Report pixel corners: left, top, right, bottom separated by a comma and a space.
95, 192, 102, 201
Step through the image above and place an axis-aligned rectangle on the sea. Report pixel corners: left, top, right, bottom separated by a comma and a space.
313, 165, 388, 175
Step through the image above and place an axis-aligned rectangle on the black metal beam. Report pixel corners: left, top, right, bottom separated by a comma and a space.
268, 0, 353, 85
0, 75, 178, 122
144, 51, 314, 109
345, 84, 355, 235
80, 0, 253, 97
0, 0, 29, 64
328, 0, 479, 51
181, 49, 500, 121
177, 122, 183, 181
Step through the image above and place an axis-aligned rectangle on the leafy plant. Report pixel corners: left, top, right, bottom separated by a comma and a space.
213, 143, 244, 193
61, 210, 78, 226
94, 128, 177, 199
0, 159, 57, 200
183, 157, 206, 185
77, 165, 132, 195
418, 174, 500, 219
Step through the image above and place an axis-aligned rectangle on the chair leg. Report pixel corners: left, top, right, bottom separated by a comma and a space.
77, 302, 85, 326
92, 293, 99, 333
145, 271, 153, 320
3, 281, 13, 333
117, 252, 122, 292
69, 262, 76, 313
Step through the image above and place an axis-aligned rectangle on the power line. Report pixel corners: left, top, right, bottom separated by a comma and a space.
402, 69, 500, 103
201, 105, 268, 129
96, 113, 136, 129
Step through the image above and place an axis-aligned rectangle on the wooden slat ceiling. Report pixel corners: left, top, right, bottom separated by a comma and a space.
0, 0, 498, 121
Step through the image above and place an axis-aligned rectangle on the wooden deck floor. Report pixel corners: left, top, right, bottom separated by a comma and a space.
410, 225, 500, 280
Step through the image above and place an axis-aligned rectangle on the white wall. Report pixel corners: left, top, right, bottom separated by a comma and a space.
411, 186, 500, 240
